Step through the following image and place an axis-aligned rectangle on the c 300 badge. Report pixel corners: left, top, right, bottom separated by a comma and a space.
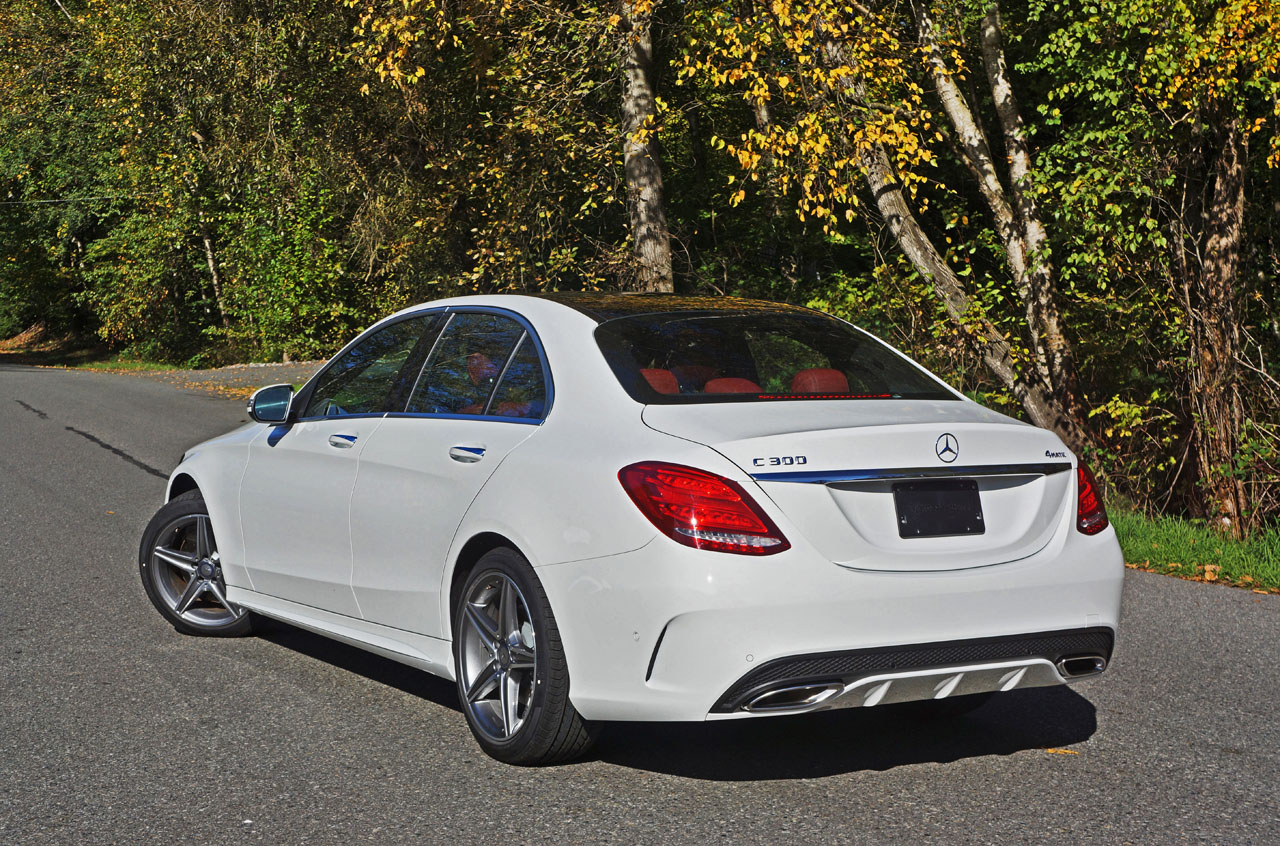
752, 455, 808, 467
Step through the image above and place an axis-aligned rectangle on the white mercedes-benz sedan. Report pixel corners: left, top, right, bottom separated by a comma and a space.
139, 293, 1123, 764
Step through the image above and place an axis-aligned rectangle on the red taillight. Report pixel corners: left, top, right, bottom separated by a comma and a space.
618, 462, 791, 555
1076, 463, 1109, 535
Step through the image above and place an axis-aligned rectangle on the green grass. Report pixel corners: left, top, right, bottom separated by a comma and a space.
1112, 509, 1280, 593
67, 354, 178, 372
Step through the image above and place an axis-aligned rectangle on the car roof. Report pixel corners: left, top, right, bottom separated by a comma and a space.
534, 292, 816, 324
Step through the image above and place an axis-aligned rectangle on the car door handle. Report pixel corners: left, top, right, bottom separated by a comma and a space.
328, 434, 358, 449
449, 445, 486, 463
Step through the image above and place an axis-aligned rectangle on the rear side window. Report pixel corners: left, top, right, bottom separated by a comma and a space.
303, 315, 437, 418
595, 311, 955, 404
405, 313, 526, 415
487, 337, 547, 419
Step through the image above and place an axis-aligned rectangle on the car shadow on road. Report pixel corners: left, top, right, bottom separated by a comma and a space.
257, 619, 1097, 780
591, 686, 1097, 780
257, 619, 463, 714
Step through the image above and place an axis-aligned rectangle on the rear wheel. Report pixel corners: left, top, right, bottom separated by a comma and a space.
453, 547, 596, 765
139, 490, 253, 637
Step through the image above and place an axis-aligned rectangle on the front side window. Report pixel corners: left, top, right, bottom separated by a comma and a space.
595, 310, 955, 403
405, 313, 527, 415
303, 315, 437, 418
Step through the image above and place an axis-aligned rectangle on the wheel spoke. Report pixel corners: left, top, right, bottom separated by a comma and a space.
498, 669, 514, 737
195, 515, 214, 560
464, 602, 500, 649
174, 577, 209, 614
206, 581, 240, 617
153, 546, 198, 574
508, 644, 535, 670
465, 661, 500, 704
502, 669, 520, 735
499, 578, 519, 643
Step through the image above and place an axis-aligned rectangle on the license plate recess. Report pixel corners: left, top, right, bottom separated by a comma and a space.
892, 479, 985, 538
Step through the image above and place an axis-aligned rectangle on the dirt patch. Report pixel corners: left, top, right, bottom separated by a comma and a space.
132, 361, 326, 400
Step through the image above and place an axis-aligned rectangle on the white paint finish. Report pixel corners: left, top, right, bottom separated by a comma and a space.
226, 585, 454, 679
238, 417, 385, 617
537, 521, 1123, 721
349, 416, 536, 637
166, 424, 258, 589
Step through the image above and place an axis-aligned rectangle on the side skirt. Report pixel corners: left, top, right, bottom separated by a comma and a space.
227, 586, 456, 682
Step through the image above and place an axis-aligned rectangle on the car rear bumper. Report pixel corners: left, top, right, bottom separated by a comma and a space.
534, 524, 1125, 722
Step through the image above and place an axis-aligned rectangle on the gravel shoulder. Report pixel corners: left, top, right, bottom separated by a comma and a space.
119, 360, 325, 400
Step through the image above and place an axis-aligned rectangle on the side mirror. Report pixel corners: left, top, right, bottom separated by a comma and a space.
247, 384, 294, 424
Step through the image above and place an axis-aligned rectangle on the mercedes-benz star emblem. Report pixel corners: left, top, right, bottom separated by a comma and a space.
935, 433, 959, 463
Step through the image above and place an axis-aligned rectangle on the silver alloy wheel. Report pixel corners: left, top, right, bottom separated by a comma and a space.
458, 571, 538, 741
149, 513, 245, 627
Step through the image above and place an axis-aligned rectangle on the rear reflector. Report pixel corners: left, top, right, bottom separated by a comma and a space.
1076, 463, 1109, 535
618, 462, 791, 555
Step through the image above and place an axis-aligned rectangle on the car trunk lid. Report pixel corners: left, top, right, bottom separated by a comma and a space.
642, 401, 1074, 572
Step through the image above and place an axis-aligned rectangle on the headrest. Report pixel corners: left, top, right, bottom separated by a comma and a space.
468, 353, 499, 386
791, 368, 850, 394
704, 377, 763, 394
641, 368, 680, 395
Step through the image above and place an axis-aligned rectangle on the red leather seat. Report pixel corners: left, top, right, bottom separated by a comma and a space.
494, 400, 531, 417
704, 377, 763, 394
641, 368, 680, 395
791, 368, 850, 394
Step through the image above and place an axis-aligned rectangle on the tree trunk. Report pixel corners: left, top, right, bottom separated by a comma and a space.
858, 139, 1089, 450
196, 212, 231, 329
620, 0, 673, 292
978, 3, 1082, 422
821, 28, 1088, 450
1189, 118, 1249, 536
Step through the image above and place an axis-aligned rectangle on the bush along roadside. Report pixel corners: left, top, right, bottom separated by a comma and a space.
1113, 510, 1280, 594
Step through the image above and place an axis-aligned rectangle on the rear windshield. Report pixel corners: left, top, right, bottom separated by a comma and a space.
595, 310, 957, 403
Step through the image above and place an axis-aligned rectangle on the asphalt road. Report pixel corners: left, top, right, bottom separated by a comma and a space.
1, 363, 1277, 845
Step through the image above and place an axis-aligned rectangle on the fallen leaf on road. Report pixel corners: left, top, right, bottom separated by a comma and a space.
1044, 748, 1079, 755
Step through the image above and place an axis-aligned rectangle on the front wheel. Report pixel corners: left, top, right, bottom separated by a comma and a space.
453, 547, 597, 765
139, 490, 253, 637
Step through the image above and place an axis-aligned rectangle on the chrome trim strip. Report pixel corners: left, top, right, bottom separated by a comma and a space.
383, 412, 541, 425
751, 462, 1072, 484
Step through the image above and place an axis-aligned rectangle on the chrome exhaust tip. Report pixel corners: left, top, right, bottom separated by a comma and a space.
1055, 654, 1107, 679
743, 682, 844, 712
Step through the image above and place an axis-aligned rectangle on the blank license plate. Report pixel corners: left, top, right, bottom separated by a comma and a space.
892, 480, 985, 538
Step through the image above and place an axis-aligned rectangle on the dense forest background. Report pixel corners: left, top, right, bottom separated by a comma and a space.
2, 0, 1278, 534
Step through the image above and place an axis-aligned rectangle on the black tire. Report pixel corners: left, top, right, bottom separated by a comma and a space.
139, 490, 254, 637
452, 547, 597, 765
889, 692, 993, 720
